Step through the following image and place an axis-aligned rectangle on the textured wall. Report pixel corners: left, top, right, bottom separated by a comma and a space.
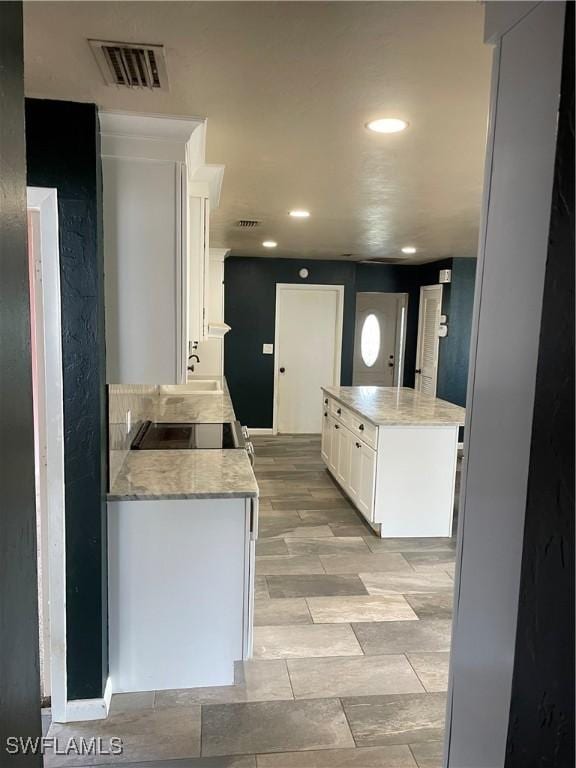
505, 5, 574, 763
25, 99, 108, 700
0, 3, 43, 759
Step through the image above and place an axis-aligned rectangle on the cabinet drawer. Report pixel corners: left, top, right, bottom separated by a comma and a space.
348, 413, 378, 448
329, 398, 344, 418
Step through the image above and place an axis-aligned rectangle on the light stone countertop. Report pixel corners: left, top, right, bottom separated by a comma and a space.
108, 380, 258, 500
108, 449, 258, 500
322, 386, 466, 427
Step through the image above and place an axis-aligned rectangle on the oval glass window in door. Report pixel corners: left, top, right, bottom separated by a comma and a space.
360, 313, 381, 367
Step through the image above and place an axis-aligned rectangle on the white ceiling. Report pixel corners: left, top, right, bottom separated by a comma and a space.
24, 1, 492, 263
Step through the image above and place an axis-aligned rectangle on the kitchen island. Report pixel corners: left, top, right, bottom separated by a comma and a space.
107, 382, 258, 694
321, 386, 465, 538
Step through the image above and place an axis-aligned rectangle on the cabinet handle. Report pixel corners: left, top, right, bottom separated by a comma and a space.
324, 412, 328, 417
334, 424, 339, 429
324, 399, 328, 404
355, 442, 362, 448
337, 408, 342, 415
359, 424, 365, 431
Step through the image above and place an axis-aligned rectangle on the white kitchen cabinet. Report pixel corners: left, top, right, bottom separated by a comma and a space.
355, 440, 377, 521
321, 406, 331, 464
101, 112, 224, 384
321, 387, 461, 537
327, 415, 339, 476
336, 423, 352, 487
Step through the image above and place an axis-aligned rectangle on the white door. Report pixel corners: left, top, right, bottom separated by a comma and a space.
414, 285, 443, 396
353, 293, 408, 386
275, 285, 343, 433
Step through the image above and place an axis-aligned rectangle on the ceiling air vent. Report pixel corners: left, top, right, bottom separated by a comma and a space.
89, 39, 169, 90
236, 219, 261, 228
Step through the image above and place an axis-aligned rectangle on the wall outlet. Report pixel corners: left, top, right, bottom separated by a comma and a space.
262, 343, 274, 355
126, 409, 132, 434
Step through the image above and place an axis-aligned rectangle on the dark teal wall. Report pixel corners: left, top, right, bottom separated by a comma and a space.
25, 99, 108, 700
224, 255, 476, 428
436, 258, 477, 407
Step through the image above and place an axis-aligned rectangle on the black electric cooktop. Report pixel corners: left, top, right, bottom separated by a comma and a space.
131, 421, 237, 450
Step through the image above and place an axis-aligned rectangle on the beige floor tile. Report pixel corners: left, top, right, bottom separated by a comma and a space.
359, 572, 454, 595
256, 745, 417, 767
352, 620, 452, 655
342, 693, 446, 746
260, 524, 335, 539
201, 699, 355, 756
320, 553, 412, 574
286, 537, 369, 556
409, 740, 444, 768
405, 593, 453, 620
266, 574, 368, 599
407, 653, 450, 693
364, 538, 455, 554
256, 555, 325, 575
287, 655, 425, 699
155, 660, 293, 706
45, 706, 201, 766
255, 598, 312, 626
108, 691, 155, 715
306, 595, 418, 623
254, 624, 362, 659
255, 575, 270, 599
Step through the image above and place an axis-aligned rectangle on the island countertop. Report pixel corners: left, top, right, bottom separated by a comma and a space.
108, 449, 258, 500
108, 380, 258, 500
322, 386, 465, 427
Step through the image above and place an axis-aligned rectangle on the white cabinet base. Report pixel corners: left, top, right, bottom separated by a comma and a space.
375, 425, 458, 538
108, 497, 253, 693
321, 396, 458, 538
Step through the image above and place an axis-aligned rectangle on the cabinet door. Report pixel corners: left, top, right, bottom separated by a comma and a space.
328, 417, 339, 475
348, 437, 363, 504
336, 425, 352, 490
357, 443, 377, 521
321, 408, 332, 464
188, 195, 210, 349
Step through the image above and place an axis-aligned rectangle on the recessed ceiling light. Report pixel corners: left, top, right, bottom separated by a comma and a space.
289, 210, 310, 218
401, 246, 417, 254
366, 118, 408, 134
262, 240, 278, 248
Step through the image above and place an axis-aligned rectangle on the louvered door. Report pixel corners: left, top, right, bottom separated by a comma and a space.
414, 285, 443, 396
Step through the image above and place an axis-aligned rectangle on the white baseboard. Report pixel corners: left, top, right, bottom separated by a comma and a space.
247, 427, 275, 435
61, 677, 112, 723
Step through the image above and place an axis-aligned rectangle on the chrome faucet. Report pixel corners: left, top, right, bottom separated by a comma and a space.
187, 354, 200, 373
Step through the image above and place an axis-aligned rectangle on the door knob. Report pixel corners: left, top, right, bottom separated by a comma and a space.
279, 367, 285, 373
415, 369, 422, 374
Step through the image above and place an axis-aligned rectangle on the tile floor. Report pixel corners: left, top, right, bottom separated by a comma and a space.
47, 435, 458, 767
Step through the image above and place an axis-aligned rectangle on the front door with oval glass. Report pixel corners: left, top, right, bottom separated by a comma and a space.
353, 292, 408, 386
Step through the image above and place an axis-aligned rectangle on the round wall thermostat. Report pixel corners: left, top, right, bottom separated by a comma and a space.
299, 268, 309, 279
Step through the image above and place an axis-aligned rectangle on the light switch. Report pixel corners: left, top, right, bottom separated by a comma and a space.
262, 343, 274, 355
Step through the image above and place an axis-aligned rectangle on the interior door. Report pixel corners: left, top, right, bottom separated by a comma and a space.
353, 293, 407, 386
276, 285, 343, 433
414, 285, 443, 396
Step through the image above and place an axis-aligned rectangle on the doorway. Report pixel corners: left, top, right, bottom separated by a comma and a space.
353, 292, 408, 386
27, 187, 66, 722
274, 284, 344, 434
415, 284, 443, 396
